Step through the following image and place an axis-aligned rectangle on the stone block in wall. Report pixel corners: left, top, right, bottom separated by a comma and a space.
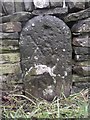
72, 35, 90, 47
33, 0, 50, 8
66, 0, 85, 11
0, 22, 22, 32
0, 53, 20, 63
0, 32, 19, 39
0, 0, 4, 17
75, 61, 90, 66
0, 45, 19, 53
72, 74, 90, 82
0, 63, 21, 75
0, 12, 33, 23
72, 84, 89, 93
64, 7, 90, 22
24, 0, 34, 12
74, 54, 90, 62
0, 39, 19, 47
73, 47, 90, 55
74, 82, 90, 89
2, 0, 15, 15
85, 0, 90, 8
49, 0, 62, 8
71, 18, 90, 33
0, 74, 23, 95
2, 0, 25, 15
32, 7, 68, 15
73, 61, 90, 76
0, 39, 19, 53
14, 1, 25, 12
73, 66, 90, 76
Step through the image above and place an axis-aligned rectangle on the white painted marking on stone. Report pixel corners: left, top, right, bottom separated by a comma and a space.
28, 67, 33, 72
34, 56, 38, 60
43, 85, 54, 96
25, 67, 33, 76
34, 64, 56, 77
54, 79, 56, 84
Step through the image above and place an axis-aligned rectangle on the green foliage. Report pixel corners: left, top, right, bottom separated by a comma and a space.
1, 89, 89, 119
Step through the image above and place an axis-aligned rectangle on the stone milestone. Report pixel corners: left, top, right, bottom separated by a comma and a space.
20, 15, 72, 101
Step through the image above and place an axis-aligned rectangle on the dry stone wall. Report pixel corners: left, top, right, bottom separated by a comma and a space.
0, 0, 90, 100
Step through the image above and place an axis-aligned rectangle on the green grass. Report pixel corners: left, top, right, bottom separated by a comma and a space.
1, 89, 89, 119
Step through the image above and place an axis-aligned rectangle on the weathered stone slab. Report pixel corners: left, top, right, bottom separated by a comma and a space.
3, 0, 15, 15
0, 45, 19, 53
75, 61, 90, 66
66, 1, 85, 11
73, 63, 90, 76
0, 39, 19, 53
0, 63, 21, 75
72, 74, 90, 82
72, 84, 89, 93
0, 39, 19, 46
0, 12, 33, 23
72, 35, 90, 47
74, 82, 90, 89
74, 54, 90, 61
0, 1, 2, 13
73, 47, 90, 55
14, 1, 25, 12
85, 1, 90, 8
1, 74, 22, 95
0, 32, 19, 39
0, 22, 22, 32
73, 66, 90, 76
20, 15, 72, 101
33, 0, 50, 8
73, 2, 85, 10
32, 7, 68, 15
64, 7, 90, 22
0, 53, 20, 63
0, 0, 3, 16
24, 0, 34, 11
71, 18, 90, 33
49, 0, 62, 7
